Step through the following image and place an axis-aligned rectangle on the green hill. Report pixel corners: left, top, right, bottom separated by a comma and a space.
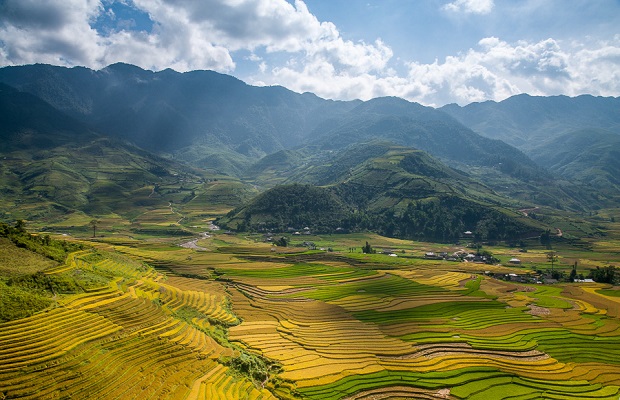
221, 145, 545, 242
220, 183, 353, 233
529, 129, 620, 195
0, 83, 253, 228
310, 97, 547, 182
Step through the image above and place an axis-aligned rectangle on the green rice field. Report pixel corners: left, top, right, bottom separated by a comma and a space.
1, 230, 619, 399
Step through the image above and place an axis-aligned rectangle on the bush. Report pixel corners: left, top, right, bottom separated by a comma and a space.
0, 282, 52, 322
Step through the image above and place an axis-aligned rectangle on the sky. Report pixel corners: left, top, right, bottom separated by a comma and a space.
0, 0, 619, 106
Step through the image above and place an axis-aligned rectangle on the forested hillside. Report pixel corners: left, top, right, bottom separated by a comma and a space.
221, 146, 543, 242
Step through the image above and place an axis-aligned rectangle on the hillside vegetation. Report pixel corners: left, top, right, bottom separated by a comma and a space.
529, 129, 620, 197
2, 62, 619, 228
221, 145, 544, 242
441, 94, 620, 192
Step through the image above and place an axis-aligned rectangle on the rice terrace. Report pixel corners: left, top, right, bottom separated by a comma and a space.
1, 218, 620, 399
2, 1, 620, 397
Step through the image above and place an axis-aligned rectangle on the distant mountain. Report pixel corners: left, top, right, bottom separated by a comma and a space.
441, 94, 620, 196
0, 64, 546, 182
1, 62, 617, 226
309, 97, 548, 182
0, 83, 96, 151
0, 82, 223, 224
529, 129, 620, 193
0, 63, 359, 165
441, 94, 620, 151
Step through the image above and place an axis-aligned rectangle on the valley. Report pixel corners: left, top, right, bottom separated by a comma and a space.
0, 63, 619, 399
1, 222, 620, 399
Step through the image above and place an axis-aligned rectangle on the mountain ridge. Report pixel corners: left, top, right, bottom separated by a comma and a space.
1, 62, 618, 234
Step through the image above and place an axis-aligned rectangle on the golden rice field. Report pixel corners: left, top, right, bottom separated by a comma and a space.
1, 232, 620, 399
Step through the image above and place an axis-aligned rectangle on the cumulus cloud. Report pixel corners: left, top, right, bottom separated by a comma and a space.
0, 0, 391, 75
442, 0, 494, 15
0, 0, 619, 106
0, 0, 103, 66
262, 36, 620, 106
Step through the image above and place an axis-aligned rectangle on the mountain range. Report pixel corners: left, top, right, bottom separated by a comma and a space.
0, 63, 618, 240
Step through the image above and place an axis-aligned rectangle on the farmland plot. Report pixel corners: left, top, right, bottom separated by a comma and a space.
0, 249, 274, 400
2, 236, 620, 399
215, 245, 620, 399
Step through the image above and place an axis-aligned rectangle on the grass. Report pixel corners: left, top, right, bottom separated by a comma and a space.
0, 237, 58, 276
219, 262, 375, 282
516, 286, 574, 309
597, 289, 620, 297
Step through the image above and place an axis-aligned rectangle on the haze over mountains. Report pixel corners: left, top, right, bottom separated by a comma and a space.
0, 63, 618, 239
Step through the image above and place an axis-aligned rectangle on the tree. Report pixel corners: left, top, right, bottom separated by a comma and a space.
362, 241, 375, 254
14, 219, 26, 232
90, 219, 99, 238
590, 266, 617, 284
540, 230, 552, 249
274, 236, 288, 247
569, 267, 577, 282
547, 251, 558, 272
41, 235, 51, 246
569, 262, 577, 282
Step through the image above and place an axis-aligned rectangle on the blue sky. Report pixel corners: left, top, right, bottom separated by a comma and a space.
1, 0, 619, 106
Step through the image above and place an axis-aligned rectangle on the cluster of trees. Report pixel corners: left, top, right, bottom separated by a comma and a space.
540, 230, 553, 248
274, 237, 288, 247
221, 185, 539, 243
0, 220, 83, 262
374, 197, 533, 243
221, 184, 354, 233
362, 242, 376, 254
590, 266, 617, 284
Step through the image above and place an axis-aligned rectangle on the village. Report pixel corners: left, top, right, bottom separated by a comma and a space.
252, 228, 597, 286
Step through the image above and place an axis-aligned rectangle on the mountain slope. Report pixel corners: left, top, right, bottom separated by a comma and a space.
221, 145, 545, 241
441, 94, 620, 151
0, 83, 97, 151
0, 63, 359, 162
529, 129, 620, 193
0, 83, 221, 225
0, 64, 547, 183
1, 62, 616, 224
310, 97, 547, 182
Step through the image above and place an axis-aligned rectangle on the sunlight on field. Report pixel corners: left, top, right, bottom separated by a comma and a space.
2, 231, 620, 399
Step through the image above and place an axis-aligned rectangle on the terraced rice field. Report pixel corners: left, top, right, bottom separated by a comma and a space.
0, 249, 272, 400
2, 236, 620, 399
218, 244, 620, 399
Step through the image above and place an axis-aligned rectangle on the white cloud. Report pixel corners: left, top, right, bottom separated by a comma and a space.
260, 36, 620, 106
0, 0, 390, 75
0, 0, 103, 66
442, 0, 494, 15
0, 0, 619, 106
